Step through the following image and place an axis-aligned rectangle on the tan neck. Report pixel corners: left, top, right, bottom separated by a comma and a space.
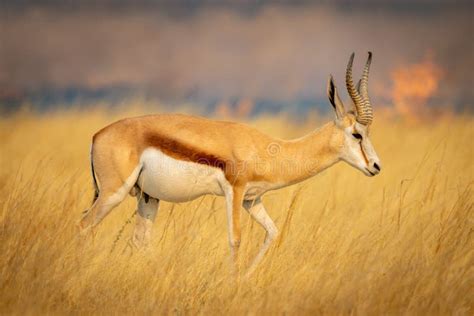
269, 121, 341, 185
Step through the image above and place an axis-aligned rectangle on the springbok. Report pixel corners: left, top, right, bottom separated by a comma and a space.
80, 52, 381, 273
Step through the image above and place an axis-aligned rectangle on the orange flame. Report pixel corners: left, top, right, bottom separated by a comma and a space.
391, 53, 443, 122
215, 100, 233, 118
235, 98, 255, 118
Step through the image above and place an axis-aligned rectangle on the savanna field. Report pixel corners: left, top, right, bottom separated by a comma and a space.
0, 107, 472, 315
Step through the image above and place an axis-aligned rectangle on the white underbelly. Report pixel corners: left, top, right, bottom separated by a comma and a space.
138, 148, 226, 202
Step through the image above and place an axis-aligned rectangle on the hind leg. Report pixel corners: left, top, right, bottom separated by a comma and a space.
80, 163, 143, 231
132, 192, 159, 248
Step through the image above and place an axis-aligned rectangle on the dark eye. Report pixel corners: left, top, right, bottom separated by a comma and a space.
352, 133, 362, 140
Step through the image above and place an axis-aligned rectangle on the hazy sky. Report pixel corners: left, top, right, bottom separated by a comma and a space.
0, 1, 472, 109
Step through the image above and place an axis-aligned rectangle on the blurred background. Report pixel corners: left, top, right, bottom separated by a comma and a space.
1, 0, 472, 120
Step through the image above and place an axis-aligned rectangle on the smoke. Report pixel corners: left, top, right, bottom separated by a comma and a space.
0, 4, 472, 111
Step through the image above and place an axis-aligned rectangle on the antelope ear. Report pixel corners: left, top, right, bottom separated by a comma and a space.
327, 75, 345, 119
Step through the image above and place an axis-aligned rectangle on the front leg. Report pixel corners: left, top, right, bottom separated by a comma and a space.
243, 198, 278, 276
223, 185, 245, 273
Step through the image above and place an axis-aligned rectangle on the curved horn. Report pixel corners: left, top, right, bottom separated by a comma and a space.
359, 52, 373, 125
346, 52, 373, 125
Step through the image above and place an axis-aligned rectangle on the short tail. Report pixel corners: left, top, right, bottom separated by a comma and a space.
90, 144, 99, 204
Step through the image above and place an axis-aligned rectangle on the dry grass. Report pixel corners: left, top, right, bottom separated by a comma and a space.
0, 108, 472, 315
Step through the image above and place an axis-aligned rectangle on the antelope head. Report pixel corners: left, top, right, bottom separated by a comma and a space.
327, 52, 381, 177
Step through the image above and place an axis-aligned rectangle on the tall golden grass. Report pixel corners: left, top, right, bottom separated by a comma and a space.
0, 107, 472, 314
